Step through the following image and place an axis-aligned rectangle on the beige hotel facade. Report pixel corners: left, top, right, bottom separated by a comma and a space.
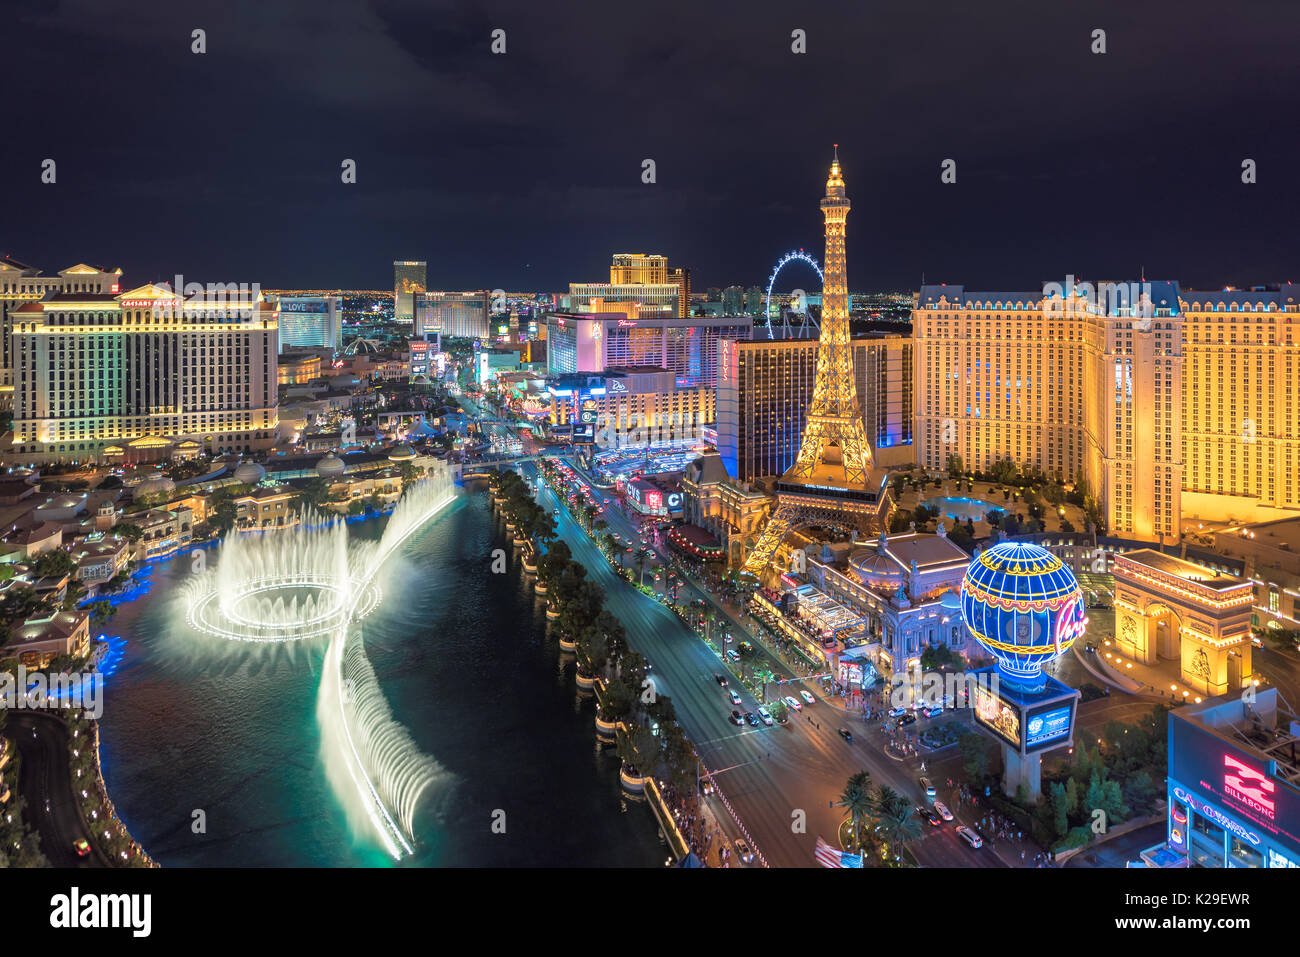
3, 281, 279, 465
912, 281, 1300, 544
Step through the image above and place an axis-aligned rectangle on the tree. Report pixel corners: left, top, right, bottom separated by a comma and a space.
873, 792, 922, 863
946, 454, 964, 478
946, 523, 974, 552
835, 771, 875, 853
347, 500, 365, 516
1051, 783, 1069, 838
959, 729, 995, 781
33, 550, 76, 578
87, 600, 116, 629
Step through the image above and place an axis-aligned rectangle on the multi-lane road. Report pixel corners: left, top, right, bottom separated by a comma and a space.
521, 459, 998, 868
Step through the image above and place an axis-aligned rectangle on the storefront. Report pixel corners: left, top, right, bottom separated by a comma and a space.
1166, 692, 1300, 868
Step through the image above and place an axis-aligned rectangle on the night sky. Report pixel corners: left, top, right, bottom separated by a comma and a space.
6, 0, 1299, 293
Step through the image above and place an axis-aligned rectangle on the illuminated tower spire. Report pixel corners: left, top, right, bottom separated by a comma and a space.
789, 146, 871, 484
742, 149, 888, 577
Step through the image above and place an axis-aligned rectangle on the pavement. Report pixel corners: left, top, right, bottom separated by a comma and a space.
6, 711, 104, 868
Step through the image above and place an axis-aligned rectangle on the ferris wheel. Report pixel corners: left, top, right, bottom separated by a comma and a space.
762, 250, 824, 339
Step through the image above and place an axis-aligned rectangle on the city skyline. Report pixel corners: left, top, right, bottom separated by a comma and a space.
5, 1, 1299, 292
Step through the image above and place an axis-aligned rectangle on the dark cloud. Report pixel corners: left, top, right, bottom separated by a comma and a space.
5, 0, 1299, 291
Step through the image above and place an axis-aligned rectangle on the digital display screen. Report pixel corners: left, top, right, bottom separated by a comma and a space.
1025, 705, 1072, 749
973, 683, 1020, 748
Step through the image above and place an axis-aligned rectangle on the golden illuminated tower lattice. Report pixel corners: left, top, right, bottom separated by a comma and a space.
743, 147, 891, 576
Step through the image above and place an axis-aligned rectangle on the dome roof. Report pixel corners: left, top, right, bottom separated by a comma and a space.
135, 474, 175, 498
959, 542, 1087, 690
315, 453, 346, 478
387, 444, 415, 462
234, 462, 266, 485
848, 547, 902, 589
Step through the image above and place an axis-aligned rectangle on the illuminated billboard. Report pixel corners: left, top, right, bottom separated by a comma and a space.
973, 683, 1020, 748
1024, 705, 1072, 749
1169, 717, 1300, 852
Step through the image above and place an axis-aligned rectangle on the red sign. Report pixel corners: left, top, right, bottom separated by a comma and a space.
1225, 754, 1276, 820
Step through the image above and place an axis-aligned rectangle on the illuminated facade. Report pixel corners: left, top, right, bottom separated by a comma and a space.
1167, 689, 1300, 868
569, 253, 682, 320
544, 312, 750, 387
276, 295, 341, 351
1112, 549, 1254, 697
415, 291, 491, 339
743, 148, 892, 575
3, 283, 278, 464
716, 334, 913, 483
0, 259, 122, 403
913, 282, 1300, 544
547, 366, 713, 448
393, 261, 427, 322
609, 254, 667, 285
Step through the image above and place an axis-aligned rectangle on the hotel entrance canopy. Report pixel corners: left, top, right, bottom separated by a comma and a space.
794, 584, 865, 638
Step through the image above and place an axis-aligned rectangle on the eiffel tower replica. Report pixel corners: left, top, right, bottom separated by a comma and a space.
743, 147, 892, 576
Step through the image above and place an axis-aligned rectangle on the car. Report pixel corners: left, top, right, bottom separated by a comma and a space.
920, 806, 942, 827
73, 838, 91, 858
701, 778, 715, 796
924, 705, 944, 718
933, 801, 954, 822
956, 825, 983, 849
887, 706, 909, 718
725, 649, 741, 662
728, 689, 742, 705
730, 710, 744, 725
553, 508, 560, 516
919, 776, 936, 798
745, 712, 759, 727
784, 695, 802, 712
714, 673, 728, 687
800, 690, 816, 705
837, 727, 853, 742
733, 839, 755, 864
897, 712, 917, 727
757, 707, 773, 726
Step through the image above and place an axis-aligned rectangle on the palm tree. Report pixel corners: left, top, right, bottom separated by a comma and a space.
872, 788, 922, 865
635, 547, 650, 587
834, 771, 875, 854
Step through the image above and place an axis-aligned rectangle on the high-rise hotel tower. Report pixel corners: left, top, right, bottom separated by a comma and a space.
3, 282, 279, 465
0, 259, 122, 404
914, 282, 1300, 543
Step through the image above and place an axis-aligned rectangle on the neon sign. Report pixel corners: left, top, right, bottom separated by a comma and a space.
617, 320, 637, 327
1053, 598, 1089, 655
1174, 786, 1262, 845
1224, 754, 1276, 820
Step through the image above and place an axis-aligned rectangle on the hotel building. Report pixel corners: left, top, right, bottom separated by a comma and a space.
545, 312, 751, 388
912, 282, 1300, 544
415, 291, 491, 339
569, 253, 687, 320
716, 334, 913, 483
1166, 688, 1300, 868
275, 295, 341, 351
0, 259, 122, 403
547, 366, 714, 448
393, 260, 427, 323
3, 282, 278, 465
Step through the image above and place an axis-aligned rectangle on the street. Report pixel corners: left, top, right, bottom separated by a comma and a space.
520, 457, 1002, 868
